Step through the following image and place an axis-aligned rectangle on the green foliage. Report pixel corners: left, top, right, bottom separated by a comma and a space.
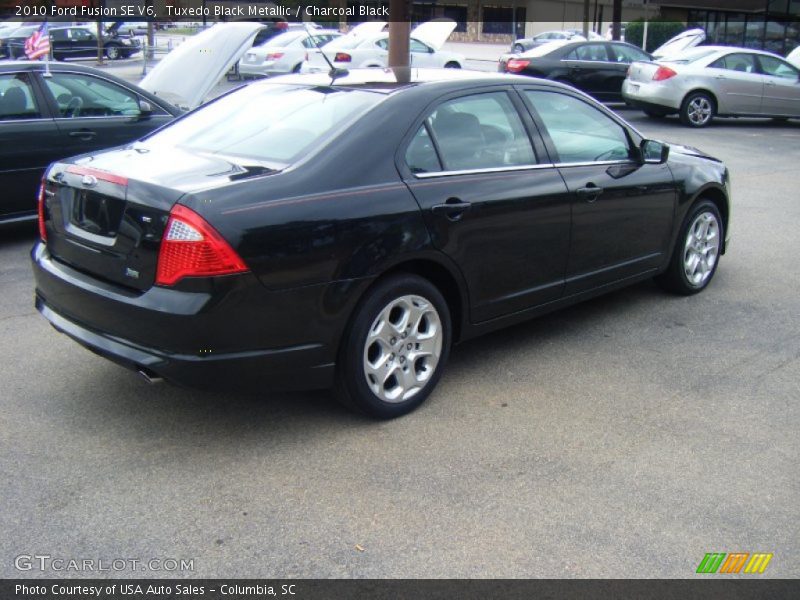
625, 20, 687, 53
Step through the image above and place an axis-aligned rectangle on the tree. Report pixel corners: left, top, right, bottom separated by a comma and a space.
626, 19, 686, 52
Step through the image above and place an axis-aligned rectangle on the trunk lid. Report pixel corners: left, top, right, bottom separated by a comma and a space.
139, 22, 266, 110
43, 147, 273, 292
652, 28, 705, 59
627, 60, 662, 83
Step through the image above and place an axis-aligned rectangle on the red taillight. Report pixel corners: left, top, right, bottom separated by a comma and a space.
37, 178, 47, 242
334, 52, 351, 63
156, 204, 248, 286
505, 58, 530, 73
265, 52, 284, 60
653, 66, 677, 81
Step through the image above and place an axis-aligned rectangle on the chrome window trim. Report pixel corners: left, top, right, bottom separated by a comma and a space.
553, 159, 634, 168
414, 163, 556, 178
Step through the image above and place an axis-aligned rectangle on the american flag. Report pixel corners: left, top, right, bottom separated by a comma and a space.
24, 22, 50, 61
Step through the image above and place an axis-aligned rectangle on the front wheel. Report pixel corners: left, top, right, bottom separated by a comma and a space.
513, 43, 525, 53
656, 200, 723, 295
680, 91, 715, 127
105, 45, 121, 60
335, 274, 451, 419
444, 61, 461, 69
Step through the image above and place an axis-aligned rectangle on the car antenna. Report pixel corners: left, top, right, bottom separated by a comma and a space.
303, 22, 348, 84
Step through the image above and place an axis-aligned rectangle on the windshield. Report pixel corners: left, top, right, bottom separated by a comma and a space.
140, 83, 382, 165
259, 31, 304, 47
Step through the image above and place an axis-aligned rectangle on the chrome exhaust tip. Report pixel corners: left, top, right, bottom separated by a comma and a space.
138, 368, 164, 385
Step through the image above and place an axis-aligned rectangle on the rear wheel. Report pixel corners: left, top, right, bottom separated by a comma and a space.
656, 199, 723, 295
292, 63, 302, 73
680, 91, 715, 127
334, 274, 451, 419
513, 43, 525, 53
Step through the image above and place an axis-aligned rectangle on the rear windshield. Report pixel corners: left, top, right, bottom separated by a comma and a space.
661, 47, 717, 64
140, 83, 381, 166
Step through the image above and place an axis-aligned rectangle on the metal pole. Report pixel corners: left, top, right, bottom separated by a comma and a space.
642, 0, 649, 51
582, 0, 590, 38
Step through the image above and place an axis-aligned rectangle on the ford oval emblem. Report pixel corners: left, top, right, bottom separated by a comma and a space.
82, 174, 98, 188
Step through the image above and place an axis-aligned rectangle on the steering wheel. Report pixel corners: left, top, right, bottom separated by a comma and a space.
66, 96, 83, 118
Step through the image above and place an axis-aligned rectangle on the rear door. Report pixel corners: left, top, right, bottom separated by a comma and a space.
756, 54, 800, 116
39, 71, 173, 157
707, 52, 764, 114
521, 88, 677, 295
0, 71, 63, 219
400, 88, 572, 322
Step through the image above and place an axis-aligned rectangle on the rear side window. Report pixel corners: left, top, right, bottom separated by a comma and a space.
566, 44, 608, 62
405, 125, 441, 174
422, 92, 536, 172
0, 73, 40, 120
526, 91, 632, 164
142, 84, 381, 165
711, 53, 757, 73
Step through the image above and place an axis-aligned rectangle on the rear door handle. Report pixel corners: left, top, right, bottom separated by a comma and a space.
432, 198, 472, 221
68, 129, 97, 140
576, 185, 603, 202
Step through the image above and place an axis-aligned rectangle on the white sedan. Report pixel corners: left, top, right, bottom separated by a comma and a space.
239, 29, 342, 78
304, 20, 465, 72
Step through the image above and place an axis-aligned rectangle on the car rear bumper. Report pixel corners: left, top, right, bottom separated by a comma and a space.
622, 79, 681, 111
32, 243, 339, 392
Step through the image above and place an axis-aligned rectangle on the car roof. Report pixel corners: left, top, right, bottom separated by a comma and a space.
264, 67, 541, 93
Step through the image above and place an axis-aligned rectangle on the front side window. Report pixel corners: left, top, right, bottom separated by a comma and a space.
526, 91, 632, 163
758, 55, 799, 79
424, 92, 536, 171
42, 73, 141, 118
142, 84, 381, 165
0, 73, 40, 120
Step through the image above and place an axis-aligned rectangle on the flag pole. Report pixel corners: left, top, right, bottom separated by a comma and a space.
43, 21, 51, 78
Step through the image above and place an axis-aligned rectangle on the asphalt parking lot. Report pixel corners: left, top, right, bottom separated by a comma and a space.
1, 93, 798, 577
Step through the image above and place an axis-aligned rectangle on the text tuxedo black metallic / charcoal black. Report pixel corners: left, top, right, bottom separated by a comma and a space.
32, 69, 731, 418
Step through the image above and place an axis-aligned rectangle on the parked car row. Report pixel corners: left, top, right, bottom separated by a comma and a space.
0, 23, 140, 60
500, 27, 799, 127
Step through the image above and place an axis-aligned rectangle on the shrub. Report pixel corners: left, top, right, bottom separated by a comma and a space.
625, 20, 687, 53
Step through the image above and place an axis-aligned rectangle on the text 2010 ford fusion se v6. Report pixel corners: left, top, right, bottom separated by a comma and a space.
32, 68, 731, 419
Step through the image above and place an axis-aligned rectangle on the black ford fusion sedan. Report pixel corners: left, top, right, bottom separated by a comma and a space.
499, 40, 652, 102
33, 68, 731, 419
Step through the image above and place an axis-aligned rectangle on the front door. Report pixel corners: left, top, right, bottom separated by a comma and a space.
401, 89, 572, 322
38, 71, 173, 158
521, 89, 677, 296
756, 54, 800, 117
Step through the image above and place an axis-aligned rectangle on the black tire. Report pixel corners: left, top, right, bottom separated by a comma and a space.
292, 63, 302, 73
680, 91, 715, 127
513, 43, 525, 53
105, 44, 121, 60
656, 199, 723, 295
334, 274, 451, 419
444, 61, 461, 69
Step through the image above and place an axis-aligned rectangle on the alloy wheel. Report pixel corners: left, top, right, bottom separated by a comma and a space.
687, 96, 712, 126
683, 211, 720, 287
363, 294, 443, 403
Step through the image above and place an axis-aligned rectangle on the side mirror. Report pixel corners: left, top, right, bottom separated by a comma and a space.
138, 99, 153, 117
640, 139, 669, 164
